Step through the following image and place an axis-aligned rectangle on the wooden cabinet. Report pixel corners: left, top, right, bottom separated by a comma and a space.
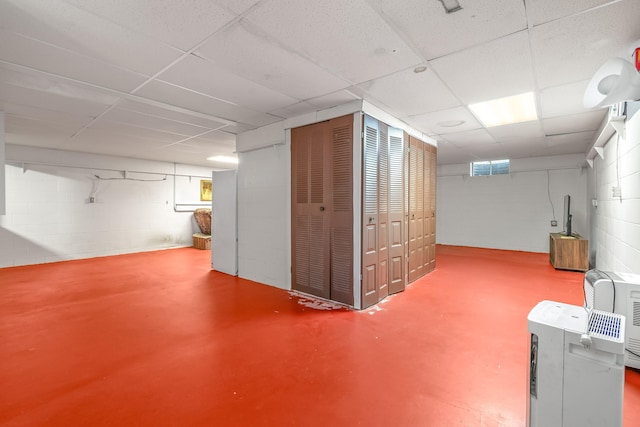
549, 233, 589, 272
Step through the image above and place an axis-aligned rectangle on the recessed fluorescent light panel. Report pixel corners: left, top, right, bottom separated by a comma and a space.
468, 92, 538, 127
207, 155, 239, 164
438, 0, 463, 14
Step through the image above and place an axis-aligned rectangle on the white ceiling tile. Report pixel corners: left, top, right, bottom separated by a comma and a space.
406, 107, 482, 135
213, 0, 261, 15
543, 110, 607, 136
100, 108, 212, 138
545, 131, 595, 148
269, 102, 319, 119
440, 129, 495, 147
431, 31, 535, 104
526, 0, 614, 26
5, 115, 79, 148
544, 135, 595, 157
65, 128, 173, 154
0, 30, 146, 93
468, 142, 510, 160
88, 120, 186, 144
183, 131, 236, 147
358, 67, 461, 116
0, 0, 634, 166
367, 0, 527, 59
3, 103, 94, 129
0, 65, 121, 106
142, 147, 234, 170
531, 0, 640, 89
487, 120, 545, 143
245, 0, 422, 84
307, 90, 362, 110
0, 0, 182, 76
218, 123, 256, 135
62, 0, 236, 51
504, 141, 546, 159
135, 80, 283, 128
436, 142, 473, 165
539, 81, 593, 119
157, 55, 297, 112
196, 21, 350, 100
0, 81, 110, 117
116, 100, 229, 130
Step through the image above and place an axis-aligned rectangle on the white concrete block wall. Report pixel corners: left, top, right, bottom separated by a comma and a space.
590, 108, 640, 273
437, 154, 587, 253
0, 112, 5, 215
237, 141, 290, 289
0, 146, 212, 268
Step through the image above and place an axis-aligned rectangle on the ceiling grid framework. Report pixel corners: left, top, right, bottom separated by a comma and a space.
0, 0, 638, 167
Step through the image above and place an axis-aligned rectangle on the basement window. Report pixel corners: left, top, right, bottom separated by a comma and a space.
470, 159, 510, 176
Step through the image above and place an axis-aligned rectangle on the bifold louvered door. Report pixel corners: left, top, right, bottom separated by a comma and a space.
362, 116, 382, 308
291, 115, 354, 306
408, 136, 436, 282
408, 136, 424, 282
388, 127, 406, 294
425, 145, 437, 272
362, 115, 406, 308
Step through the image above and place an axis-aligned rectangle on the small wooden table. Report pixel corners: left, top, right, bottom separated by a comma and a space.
549, 233, 588, 271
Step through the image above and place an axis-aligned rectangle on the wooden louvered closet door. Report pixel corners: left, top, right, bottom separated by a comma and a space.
291, 115, 354, 305
362, 115, 380, 309
408, 136, 436, 283
329, 115, 354, 305
408, 137, 421, 283
362, 115, 407, 308
426, 145, 437, 272
388, 126, 405, 294
292, 122, 331, 299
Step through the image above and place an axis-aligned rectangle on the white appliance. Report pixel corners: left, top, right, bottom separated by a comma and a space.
527, 300, 625, 427
584, 269, 640, 369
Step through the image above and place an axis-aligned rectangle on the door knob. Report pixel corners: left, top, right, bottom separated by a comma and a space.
320, 206, 325, 211
369, 217, 374, 223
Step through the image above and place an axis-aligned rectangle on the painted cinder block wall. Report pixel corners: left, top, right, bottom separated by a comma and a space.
436, 154, 587, 253
0, 145, 212, 268
588, 106, 640, 273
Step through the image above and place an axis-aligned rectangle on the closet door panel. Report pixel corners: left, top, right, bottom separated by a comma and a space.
428, 145, 437, 271
329, 115, 354, 305
362, 115, 379, 308
388, 127, 405, 294
415, 139, 424, 279
408, 137, 419, 283
291, 123, 331, 299
377, 122, 389, 301
423, 145, 431, 271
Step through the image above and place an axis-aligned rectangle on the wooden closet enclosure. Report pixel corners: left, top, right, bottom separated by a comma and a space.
292, 113, 436, 309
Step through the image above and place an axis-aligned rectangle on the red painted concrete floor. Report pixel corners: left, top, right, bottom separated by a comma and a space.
1, 245, 639, 426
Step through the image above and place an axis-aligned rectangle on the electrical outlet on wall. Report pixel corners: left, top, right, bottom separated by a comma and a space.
551, 220, 558, 227
612, 186, 622, 198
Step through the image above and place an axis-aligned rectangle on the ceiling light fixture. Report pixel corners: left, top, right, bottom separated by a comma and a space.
438, 0, 463, 14
437, 120, 465, 127
207, 155, 239, 164
468, 92, 538, 127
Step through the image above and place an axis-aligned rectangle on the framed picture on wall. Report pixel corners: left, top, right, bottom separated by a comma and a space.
200, 179, 212, 201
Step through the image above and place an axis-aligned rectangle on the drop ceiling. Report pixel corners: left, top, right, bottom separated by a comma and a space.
0, 0, 638, 167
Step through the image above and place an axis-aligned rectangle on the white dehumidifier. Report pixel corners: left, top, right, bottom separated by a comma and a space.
527, 300, 625, 427
584, 269, 640, 368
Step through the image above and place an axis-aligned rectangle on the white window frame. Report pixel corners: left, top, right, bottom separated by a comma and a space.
470, 159, 510, 176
